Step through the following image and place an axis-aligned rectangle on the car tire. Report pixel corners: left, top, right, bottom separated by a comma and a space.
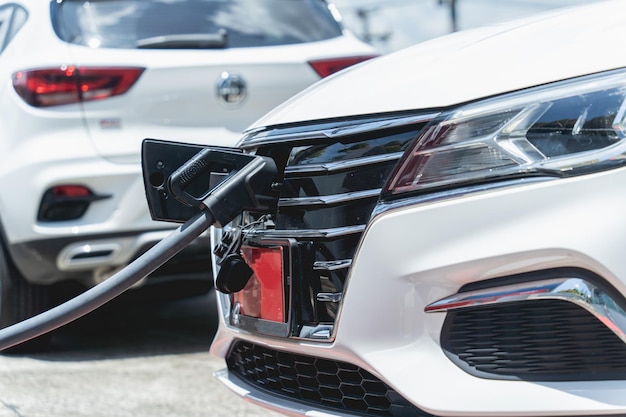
0, 237, 52, 353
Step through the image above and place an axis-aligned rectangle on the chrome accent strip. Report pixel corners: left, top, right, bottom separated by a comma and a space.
313, 259, 352, 271
230, 313, 290, 338
244, 225, 365, 239
323, 113, 437, 138
372, 177, 554, 218
279, 189, 380, 207
241, 112, 439, 146
316, 293, 342, 303
285, 153, 403, 175
299, 324, 334, 339
57, 230, 189, 270
425, 277, 626, 344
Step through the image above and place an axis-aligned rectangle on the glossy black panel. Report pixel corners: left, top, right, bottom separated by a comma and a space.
287, 131, 414, 167
281, 162, 398, 198
277, 199, 378, 229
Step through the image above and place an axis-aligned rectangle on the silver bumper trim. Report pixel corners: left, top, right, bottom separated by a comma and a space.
425, 277, 626, 344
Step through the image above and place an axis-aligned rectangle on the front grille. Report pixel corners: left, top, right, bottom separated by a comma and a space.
441, 299, 626, 381
235, 113, 433, 337
227, 340, 433, 417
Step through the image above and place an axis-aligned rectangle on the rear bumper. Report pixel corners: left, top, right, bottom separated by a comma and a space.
10, 230, 212, 286
0, 142, 213, 286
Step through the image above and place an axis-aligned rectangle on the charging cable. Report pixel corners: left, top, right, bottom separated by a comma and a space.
0, 146, 277, 351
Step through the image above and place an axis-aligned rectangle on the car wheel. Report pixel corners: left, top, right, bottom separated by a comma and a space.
0, 237, 52, 353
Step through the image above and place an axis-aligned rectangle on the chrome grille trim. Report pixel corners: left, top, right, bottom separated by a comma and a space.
244, 225, 365, 239
241, 112, 439, 147
313, 259, 352, 271
285, 152, 404, 175
322, 113, 438, 137
426, 277, 626, 344
279, 189, 381, 207
316, 292, 342, 302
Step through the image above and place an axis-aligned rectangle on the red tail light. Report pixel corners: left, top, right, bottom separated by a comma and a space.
12, 66, 145, 107
308, 55, 378, 78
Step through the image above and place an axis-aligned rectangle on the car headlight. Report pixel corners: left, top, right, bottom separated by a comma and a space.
384, 69, 626, 197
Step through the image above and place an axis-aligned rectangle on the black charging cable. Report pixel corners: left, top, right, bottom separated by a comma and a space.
0, 210, 214, 351
0, 145, 278, 351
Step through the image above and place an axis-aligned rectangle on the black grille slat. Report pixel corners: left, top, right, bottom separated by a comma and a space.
277, 199, 379, 230
238, 116, 430, 338
282, 162, 397, 199
227, 341, 434, 417
269, 123, 423, 233
441, 299, 626, 380
227, 115, 432, 340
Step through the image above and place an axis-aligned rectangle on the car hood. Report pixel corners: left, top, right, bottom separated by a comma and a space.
250, 0, 626, 129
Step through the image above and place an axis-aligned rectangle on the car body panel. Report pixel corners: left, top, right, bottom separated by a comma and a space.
208, 1, 626, 416
72, 35, 374, 162
337, 168, 626, 413
251, 0, 626, 128
211, 164, 626, 416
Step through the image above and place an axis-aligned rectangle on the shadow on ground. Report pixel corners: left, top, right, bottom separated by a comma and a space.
21, 282, 219, 361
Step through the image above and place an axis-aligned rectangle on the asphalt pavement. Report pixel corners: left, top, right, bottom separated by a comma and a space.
0, 286, 281, 417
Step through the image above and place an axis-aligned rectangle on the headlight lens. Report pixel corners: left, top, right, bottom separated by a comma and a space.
385, 69, 626, 196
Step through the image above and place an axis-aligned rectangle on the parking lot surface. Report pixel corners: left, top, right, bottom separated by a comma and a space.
0, 286, 281, 417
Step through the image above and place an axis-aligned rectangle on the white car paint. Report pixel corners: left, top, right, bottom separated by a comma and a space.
0, 0, 378, 342
210, 1, 626, 415
252, 1, 626, 127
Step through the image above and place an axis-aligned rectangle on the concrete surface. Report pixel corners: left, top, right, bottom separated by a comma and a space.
0, 287, 281, 417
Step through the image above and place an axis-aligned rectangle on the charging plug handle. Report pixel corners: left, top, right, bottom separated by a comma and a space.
168, 148, 278, 227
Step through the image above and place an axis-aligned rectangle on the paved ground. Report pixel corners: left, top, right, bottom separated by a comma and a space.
0, 286, 281, 417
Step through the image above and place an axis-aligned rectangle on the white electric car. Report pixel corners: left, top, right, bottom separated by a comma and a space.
203, 0, 626, 415
0, 0, 377, 344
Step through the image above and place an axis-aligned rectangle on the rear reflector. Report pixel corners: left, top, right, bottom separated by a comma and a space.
38, 185, 111, 222
50, 185, 92, 197
308, 55, 378, 78
12, 66, 145, 107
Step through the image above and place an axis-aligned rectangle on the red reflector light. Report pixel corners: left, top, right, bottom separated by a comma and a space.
308, 55, 378, 78
51, 185, 92, 198
234, 245, 285, 322
12, 66, 145, 107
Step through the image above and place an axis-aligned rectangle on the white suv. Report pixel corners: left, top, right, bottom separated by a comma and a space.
189, 0, 626, 416
0, 0, 377, 341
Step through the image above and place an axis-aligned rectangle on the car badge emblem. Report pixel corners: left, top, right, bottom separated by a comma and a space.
216, 72, 247, 105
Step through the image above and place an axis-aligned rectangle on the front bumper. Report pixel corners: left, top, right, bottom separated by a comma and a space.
211, 166, 626, 416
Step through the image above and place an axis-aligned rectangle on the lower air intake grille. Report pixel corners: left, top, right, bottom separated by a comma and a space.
227, 340, 433, 417
441, 299, 626, 381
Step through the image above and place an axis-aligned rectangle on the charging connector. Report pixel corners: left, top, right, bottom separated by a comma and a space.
168, 146, 278, 227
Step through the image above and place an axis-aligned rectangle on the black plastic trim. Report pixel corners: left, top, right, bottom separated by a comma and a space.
441, 268, 626, 381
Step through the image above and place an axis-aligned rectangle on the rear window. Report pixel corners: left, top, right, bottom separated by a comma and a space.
52, 0, 344, 49
0, 4, 27, 54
